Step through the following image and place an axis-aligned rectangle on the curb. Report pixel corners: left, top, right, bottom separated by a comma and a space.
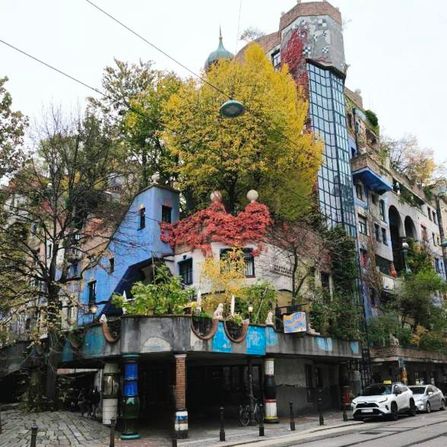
178, 420, 363, 447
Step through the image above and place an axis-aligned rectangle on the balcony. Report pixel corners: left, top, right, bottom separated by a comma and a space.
351, 153, 392, 195
60, 316, 361, 364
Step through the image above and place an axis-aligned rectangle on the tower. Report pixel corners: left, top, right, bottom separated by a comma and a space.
204, 29, 234, 71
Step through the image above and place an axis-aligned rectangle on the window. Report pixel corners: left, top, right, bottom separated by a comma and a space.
435, 258, 441, 274
433, 211, 437, 224
47, 243, 52, 259
179, 259, 193, 285
421, 225, 428, 241
139, 207, 146, 229
88, 281, 96, 305
271, 50, 281, 69
320, 272, 330, 291
428, 208, 432, 221
358, 215, 368, 235
355, 183, 363, 201
371, 193, 378, 205
374, 224, 380, 242
220, 248, 255, 277
109, 257, 115, 273
243, 249, 255, 277
381, 228, 388, 245
432, 233, 436, 246
31, 223, 38, 235
71, 262, 79, 278
379, 200, 386, 221
347, 112, 353, 129
161, 205, 172, 223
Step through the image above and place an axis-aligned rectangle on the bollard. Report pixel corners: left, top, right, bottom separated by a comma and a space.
317, 389, 324, 426
258, 403, 265, 437
109, 418, 116, 447
342, 402, 348, 422
289, 401, 295, 431
30, 424, 38, 447
219, 406, 225, 442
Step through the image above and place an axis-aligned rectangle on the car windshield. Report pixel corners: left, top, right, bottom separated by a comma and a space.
409, 386, 426, 394
363, 384, 392, 396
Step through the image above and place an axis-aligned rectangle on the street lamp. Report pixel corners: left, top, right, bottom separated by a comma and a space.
401, 241, 411, 274
219, 99, 245, 118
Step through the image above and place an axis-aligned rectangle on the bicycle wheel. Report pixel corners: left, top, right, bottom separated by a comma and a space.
239, 406, 250, 426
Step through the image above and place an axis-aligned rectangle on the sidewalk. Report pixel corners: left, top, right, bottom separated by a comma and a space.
0, 407, 361, 447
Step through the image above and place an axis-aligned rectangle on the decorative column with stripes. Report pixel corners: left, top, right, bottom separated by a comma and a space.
121, 354, 140, 440
264, 358, 279, 423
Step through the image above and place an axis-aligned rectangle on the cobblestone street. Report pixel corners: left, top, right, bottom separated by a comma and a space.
0, 406, 358, 447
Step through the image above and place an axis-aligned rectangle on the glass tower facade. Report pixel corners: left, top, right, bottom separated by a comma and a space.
307, 62, 357, 237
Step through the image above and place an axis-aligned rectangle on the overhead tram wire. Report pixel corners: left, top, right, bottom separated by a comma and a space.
83, 0, 328, 170
0, 38, 323, 206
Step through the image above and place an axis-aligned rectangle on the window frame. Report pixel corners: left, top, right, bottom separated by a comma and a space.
358, 215, 368, 235
88, 280, 97, 305
381, 228, 388, 245
161, 205, 172, 223
379, 200, 386, 222
178, 258, 193, 286
139, 207, 146, 229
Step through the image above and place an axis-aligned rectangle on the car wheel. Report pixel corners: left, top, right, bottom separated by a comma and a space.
390, 402, 399, 421
440, 399, 446, 411
426, 401, 431, 413
408, 399, 417, 416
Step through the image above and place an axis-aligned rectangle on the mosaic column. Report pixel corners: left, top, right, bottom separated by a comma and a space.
264, 358, 279, 423
174, 354, 188, 439
102, 362, 119, 425
121, 354, 140, 440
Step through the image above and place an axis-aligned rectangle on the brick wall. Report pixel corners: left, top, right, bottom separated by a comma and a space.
175, 354, 187, 410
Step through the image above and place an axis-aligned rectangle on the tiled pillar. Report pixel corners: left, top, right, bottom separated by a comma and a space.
174, 354, 188, 439
264, 358, 279, 423
102, 362, 119, 425
121, 354, 140, 440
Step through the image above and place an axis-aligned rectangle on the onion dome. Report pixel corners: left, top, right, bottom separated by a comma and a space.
204, 29, 234, 70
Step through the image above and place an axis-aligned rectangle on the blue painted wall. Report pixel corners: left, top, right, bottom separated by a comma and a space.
78, 185, 179, 325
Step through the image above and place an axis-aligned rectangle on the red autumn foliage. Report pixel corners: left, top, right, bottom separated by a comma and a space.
160, 200, 272, 256
281, 29, 309, 95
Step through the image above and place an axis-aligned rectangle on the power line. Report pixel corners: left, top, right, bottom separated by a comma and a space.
83, 0, 326, 169
84, 0, 229, 100
0, 37, 322, 207
0, 38, 104, 97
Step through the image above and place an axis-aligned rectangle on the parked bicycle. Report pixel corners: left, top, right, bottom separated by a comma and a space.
239, 400, 263, 426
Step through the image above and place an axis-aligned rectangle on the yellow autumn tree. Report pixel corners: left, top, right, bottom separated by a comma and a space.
163, 43, 323, 220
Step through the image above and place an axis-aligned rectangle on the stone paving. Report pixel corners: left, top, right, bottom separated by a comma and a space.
0, 406, 357, 447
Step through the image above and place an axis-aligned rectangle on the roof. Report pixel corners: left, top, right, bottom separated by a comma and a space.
205, 32, 234, 70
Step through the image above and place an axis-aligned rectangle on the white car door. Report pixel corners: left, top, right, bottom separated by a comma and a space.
394, 385, 407, 410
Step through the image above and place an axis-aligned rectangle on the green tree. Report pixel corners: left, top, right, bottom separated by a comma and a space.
0, 110, 125, 403
163, 43, 323, 218
0, 77, 28, 178
89, 59, 181, 191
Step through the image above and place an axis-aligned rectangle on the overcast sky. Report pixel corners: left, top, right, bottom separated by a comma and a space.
1, 0, 446, 161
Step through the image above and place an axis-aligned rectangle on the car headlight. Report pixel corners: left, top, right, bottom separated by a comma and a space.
378, 398, 388, 404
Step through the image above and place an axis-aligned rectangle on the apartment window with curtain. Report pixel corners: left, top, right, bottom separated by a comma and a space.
381, 228, 388, 245
379, 200, 386, 221
374, 224, 380, 242
358, 215, 368, 235
179, 258, 193, 285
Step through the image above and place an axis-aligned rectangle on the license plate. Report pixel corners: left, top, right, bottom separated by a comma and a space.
361, 409, 374, 413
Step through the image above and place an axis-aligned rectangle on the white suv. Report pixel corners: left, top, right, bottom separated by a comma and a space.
351, 382, 416, 421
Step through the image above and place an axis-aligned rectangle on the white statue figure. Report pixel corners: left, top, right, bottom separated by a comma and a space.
390, 334, 400, 347
151, 172, 160, 184
265, 310, 274, 326
213, 303, 224, 320
99, 314, 107, 324
210, 190, 223, 203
